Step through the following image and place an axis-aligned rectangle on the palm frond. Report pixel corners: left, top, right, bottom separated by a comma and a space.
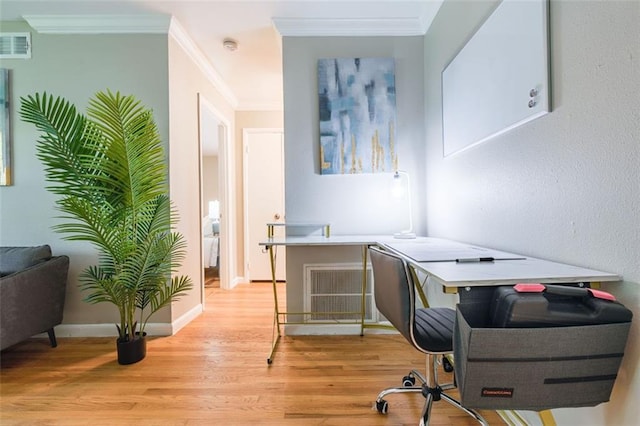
21, 90, 193, 342
19, 93, 105, 199
139, 275, 194, 333
87, 91, 167, 211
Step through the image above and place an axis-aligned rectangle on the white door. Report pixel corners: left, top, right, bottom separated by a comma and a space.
244, 130, 285, 281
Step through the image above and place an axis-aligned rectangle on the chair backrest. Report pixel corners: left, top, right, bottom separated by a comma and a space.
369, 246, 416, 344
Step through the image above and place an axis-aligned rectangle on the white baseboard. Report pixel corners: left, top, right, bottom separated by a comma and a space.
170, 303, 203, 334
49, 303, 204, 338
51, 323, 121, 338
230, 275, 245, 288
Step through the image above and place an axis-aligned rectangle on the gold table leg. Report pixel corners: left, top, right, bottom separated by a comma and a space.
267, 244, 281, 364
409, 266, 430, 308
360, 246, 368, 336
538, 410, 557, 426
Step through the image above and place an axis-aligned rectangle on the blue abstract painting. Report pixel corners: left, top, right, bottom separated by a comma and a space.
318, 57, 397, 175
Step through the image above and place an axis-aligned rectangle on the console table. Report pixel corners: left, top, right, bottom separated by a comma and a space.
259, 234, 397, 364
260, 235, 620, 364
259, 235, 622, 426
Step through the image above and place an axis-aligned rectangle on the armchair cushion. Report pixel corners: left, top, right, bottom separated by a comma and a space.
0, 245, 69, 350
0, 245, 52, 276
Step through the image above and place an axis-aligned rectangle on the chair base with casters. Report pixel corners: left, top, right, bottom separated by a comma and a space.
374, 353, 488, 426
368, 246, 487, 426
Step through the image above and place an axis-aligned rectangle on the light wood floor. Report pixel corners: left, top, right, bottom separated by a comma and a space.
0, 282, 505, 425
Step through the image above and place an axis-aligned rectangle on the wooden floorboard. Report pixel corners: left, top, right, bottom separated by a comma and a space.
0, 282, 505, 425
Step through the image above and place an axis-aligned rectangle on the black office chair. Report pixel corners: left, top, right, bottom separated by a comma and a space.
369, 246, 487, 426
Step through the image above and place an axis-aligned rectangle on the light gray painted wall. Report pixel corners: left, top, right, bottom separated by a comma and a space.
0, 22, 171, 325
424, 1, 639, 425
283, 36, 426, 235
282, 36, 426, 311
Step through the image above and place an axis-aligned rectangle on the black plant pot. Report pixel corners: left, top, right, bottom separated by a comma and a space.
116, 332, 147, 365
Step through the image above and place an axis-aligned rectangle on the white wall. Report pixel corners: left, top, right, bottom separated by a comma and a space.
424, 1, 639, 425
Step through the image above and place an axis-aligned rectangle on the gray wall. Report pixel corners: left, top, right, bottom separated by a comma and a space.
0, 22, 171, 325
0, 20, 259, 332
424, 1, 639, 425
280, 0, 639, 423
283, 36, 426, 235
282, 36, 426, 310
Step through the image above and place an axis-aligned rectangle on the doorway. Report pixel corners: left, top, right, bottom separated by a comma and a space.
243, 129, 285, 282
198, 94, 233, 296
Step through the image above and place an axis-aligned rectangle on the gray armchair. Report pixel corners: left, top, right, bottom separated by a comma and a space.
0, 245, 69, 350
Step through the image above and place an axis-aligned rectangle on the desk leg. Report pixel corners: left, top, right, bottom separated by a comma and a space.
360, 246, 368, 336
267, 244, 281, 365
410, 267, 430, 308
538, 410, 557, 426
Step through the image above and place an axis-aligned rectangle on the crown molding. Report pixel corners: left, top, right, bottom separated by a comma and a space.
22, 14, 239, 109
235, 99, 283, 112
168, 18, 238, 109
23, 14, 172, 34
272, 17, 428, 37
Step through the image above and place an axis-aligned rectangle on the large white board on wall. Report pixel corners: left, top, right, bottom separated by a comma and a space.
442, 0, 550, 157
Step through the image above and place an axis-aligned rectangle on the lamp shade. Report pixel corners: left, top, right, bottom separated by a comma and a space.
208, 200, 220, 220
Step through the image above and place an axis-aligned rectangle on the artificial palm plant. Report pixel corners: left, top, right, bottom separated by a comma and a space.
20, 90, 193, 356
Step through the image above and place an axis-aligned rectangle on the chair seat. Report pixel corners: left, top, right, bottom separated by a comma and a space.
413, 307, 455, 353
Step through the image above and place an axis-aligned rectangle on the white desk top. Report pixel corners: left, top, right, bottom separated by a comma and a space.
382, 239, 526, 262
413, 257, 620, 288
258, 235, 621, 287
379, 239, 620, 287
259, 234, 402, 247
265, 222, 330, 227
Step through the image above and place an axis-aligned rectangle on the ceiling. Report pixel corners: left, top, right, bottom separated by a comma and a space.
1, 0, 444, 111
1, 1, 444, 156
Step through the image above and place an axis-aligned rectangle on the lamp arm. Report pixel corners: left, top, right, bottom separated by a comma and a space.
393, 170, 416, 239
405, 176, 413, 234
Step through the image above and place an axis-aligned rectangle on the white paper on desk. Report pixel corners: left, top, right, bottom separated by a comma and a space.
385, 241, 525, 262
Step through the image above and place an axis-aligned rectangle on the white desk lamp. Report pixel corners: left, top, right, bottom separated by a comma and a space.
208, 200, 220, 235
208, 200, 220, 220
392, 170, 416, 239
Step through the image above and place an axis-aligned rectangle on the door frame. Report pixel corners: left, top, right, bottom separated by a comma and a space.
242, 128, 284, 282
198, 94, 234, 294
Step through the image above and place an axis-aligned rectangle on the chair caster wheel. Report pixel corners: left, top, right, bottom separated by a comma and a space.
442, 356, 454, 373
375, 399, 389, 414
402, 374, 416, 387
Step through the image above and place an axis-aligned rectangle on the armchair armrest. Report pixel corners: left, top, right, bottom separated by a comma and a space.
0, 255, 70, 350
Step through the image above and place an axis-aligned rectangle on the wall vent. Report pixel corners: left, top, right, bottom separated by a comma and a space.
0, 33, 31, 59
304, 263, 381, 323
